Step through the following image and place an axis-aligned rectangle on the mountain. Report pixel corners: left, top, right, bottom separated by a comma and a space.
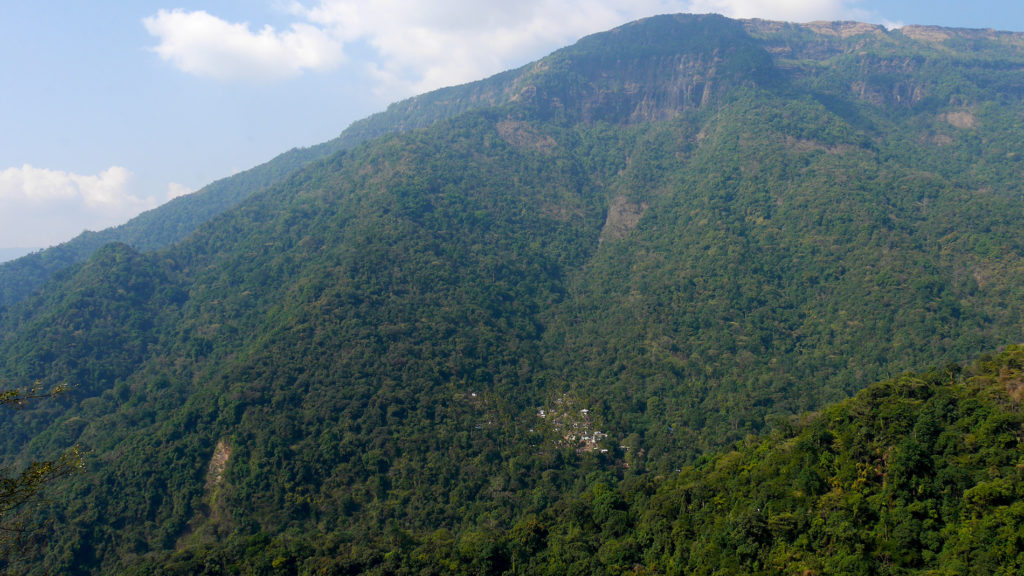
0, 56, 537, 310
2, 13, 1024, 574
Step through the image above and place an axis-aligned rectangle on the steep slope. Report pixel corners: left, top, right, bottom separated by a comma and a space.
2, 13, 1024, 575
0, 53, 536, 310
2, 111, 610, 573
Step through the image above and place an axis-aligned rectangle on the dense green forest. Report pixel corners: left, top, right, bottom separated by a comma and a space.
2, 13, 1024, 574
114, 346, 1024, 575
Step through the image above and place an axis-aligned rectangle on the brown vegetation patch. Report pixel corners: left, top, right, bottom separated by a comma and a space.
600, 195, 648, 244
944, 110, 977, 129
999, 366, 1024, 405
900, 26, 952, 42
496, 120, 557, 154
804, 21, 885, 38
205, 439, 231, 490
177, 439, 234, 550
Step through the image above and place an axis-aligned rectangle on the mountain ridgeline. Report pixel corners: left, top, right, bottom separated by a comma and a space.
2, 13, 1024, 574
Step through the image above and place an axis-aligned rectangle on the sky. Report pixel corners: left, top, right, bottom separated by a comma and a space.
2, 1, 1023, 256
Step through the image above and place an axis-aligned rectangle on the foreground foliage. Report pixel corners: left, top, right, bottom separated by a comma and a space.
0, 384, 81, 564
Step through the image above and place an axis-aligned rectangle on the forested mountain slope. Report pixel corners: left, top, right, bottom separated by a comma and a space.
0, 52, 534, 310
2, 13, 1024, 574
295, 345, 1024, 575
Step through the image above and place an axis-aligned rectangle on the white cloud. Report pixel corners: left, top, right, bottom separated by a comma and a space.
291, 0, 684, 97
294, 0, 877, 97
685, 0, 865, 22
0, 165, 137, 207
166, 182, 193, 201
0, 165, 160, 248
145, 0, 876, 94
143, 9, 344, 82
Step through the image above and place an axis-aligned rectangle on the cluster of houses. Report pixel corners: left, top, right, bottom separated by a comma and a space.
538, 405, 609, 453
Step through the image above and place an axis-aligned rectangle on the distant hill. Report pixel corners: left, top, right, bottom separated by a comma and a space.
2, 13, 1024, 575
0, 247, 38, 263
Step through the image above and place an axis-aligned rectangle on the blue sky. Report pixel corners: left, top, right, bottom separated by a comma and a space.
2, 1, 1022, 254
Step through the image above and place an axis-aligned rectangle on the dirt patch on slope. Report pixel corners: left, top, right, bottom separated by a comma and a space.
600, 196, 648, 244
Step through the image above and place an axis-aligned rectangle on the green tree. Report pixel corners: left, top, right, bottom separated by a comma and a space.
0, 382, 82, 557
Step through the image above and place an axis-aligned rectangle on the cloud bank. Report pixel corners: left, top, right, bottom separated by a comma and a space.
145, 0, 876, 95
0, 165, 160, 248
143, 9, 344, 82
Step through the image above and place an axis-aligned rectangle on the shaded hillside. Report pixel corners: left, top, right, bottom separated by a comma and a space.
1, 13, 1024, 575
